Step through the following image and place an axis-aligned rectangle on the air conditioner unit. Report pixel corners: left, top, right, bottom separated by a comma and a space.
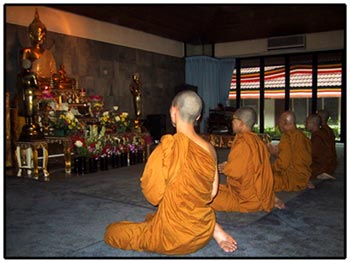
267, 35, 306, 50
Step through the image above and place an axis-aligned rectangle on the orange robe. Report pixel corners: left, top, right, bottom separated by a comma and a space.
310, 126, 337, 178
322, 125, 337, 171
211, 132, 275, 213
104, 133, 216, 255
273, 129, 312, 192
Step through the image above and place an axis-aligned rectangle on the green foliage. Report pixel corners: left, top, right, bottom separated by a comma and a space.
264, 126, 281, 139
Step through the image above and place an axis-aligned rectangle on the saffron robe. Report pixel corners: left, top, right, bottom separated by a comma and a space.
211, 132, 275, 212
273, 129, 312, 192
310, 126, 337, 178
104, 133, 217, 255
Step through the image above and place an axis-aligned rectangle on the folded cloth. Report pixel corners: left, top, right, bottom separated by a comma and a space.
317, 172, 336, 180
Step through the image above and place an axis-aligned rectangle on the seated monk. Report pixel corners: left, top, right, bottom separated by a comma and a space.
305, 114, 336, 180
104, 90, 237, 254
211, 107, 284, 212
268, 111, 313, 191
317, 109, 338, 176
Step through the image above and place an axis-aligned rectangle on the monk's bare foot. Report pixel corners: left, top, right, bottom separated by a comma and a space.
213, 223, 237, 253
307, 181, 315, 189
274, 197, 285, 209
317, 173, 336, 180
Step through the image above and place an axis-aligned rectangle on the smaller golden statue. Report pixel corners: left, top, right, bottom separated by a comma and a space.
129, 73, 142, 120
57, 64, 76, 89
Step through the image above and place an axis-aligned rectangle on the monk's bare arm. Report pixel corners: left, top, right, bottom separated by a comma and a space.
208, 143, 219, 198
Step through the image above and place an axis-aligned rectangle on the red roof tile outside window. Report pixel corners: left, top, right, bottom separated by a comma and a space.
229, 64, 341, 99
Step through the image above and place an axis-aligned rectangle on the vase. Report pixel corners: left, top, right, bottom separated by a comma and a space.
100, 156, 109, 171
73, 156, 86, 175
89, 157, 98, 173
120, 152, 128, 167
137, 150, 144, 163
111, 153, 121, 168
129, 152, 137, 165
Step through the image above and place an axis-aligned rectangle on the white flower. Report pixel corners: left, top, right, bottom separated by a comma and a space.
121, 112, 128, 118
115, 116, 120, 122
74, 140, 83, 147
66, 111, 75, 121
48, 101, 57, 110
103, 111, 109, 117
113, 106, 119, 111
59, 103, 69, 111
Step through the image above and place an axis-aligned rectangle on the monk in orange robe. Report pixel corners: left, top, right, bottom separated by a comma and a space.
317, 109, 337, 175
104, 90, 237, 255
306, 113, 336, 180
211, 107, 284, 212
269, 111, 312, 191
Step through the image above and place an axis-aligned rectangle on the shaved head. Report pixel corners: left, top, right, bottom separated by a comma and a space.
280, 111, 296, 125
308, 114, 321, 126
171, 90, 202, 124
234, 107, 257, 129
278, 111, 297, 132
317, 109, 330, 125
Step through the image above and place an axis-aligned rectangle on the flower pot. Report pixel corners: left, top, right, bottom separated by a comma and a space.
100, 156, 109, 171
73, 156, 86, 175
120, 153, 128, 167
137, 150, 144, 163
111, 153, 121, 168
89, 157, 98, 173
130, 152, 137, 165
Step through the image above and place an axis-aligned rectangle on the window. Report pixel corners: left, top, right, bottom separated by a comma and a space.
229, 50, 344, 141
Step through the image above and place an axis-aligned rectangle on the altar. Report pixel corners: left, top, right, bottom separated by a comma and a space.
9, 9, 153, 179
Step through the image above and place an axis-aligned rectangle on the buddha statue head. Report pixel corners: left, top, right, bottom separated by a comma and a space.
28, 9, 47, 49
22, 8, 57, 85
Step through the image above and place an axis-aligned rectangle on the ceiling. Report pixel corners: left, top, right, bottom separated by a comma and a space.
50, 4, 346, 44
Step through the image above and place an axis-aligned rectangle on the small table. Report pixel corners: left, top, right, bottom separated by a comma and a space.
45, 136, 72, 174
15, 140, 49, 179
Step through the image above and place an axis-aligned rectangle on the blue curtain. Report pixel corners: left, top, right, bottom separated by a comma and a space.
185, 56, 235, 132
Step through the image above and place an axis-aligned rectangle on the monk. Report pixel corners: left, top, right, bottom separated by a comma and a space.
317, 109, 337, 176
268, 111, 312, 191
305, 114, 336, 180
211, 107, 284, 212
104, 90, 237, 255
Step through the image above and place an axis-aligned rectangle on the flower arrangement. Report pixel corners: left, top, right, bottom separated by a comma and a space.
50, 110, 83, 135
39, 90, 56, 101
89, 95, 104, 117
99, 106, 132, 133
72, 138, 89, 157
85, 125, 106, 159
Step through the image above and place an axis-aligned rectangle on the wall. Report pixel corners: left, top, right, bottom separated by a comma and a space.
5, 6, 185, 133
215, 30, 344, 58
5, 5, 184, 57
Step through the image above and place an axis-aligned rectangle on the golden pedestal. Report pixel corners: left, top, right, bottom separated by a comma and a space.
15, 140, 49, 179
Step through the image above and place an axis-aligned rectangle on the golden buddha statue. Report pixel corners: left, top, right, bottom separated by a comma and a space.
21, 8, 57, 89
16, 59, 43, 141
16, 8, 54, 140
